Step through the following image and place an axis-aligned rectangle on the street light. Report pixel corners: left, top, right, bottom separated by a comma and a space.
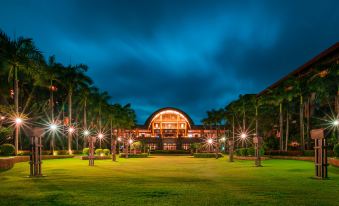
333, 119, 339, 126
83, 130, 90, 136
240, 133, 247, 139
98, 133, 104, 148
207, 138, 213, 144
50, 123, 57, 131
68, 127, 75, 133
128, 139, 133, 144
15, 117, 23, 125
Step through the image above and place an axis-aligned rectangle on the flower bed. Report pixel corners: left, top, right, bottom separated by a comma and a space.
0, 155, 74, 170
234, 156, 269, 160
329, 158, 339, 167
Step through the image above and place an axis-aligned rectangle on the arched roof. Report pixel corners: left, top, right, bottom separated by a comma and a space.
144, 107, 194, 128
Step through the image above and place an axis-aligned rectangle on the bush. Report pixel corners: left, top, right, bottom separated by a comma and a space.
193, 153, 223, 158
83, 148, 89, 155
103, 149, 110, 156
334, 144, 339, 158
58, 150, 68, 155
119, 153, 149, 158
95, 149, 103, 156
0, 144, 15, 156
239, 148, 248, 156
267, 150, 303, 156
247, 148, 255, 156
17, 150, 30, 156
303, 150, 315, 157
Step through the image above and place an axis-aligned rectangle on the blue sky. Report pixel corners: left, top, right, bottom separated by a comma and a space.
1, 0, 339, 124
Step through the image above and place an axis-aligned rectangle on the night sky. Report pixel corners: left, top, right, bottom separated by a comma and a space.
1, 0, 339, 124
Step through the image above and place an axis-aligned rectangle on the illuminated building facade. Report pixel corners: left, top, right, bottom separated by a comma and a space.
133, 107, 225, 151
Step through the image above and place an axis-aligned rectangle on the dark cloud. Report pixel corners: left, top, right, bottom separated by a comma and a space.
1, 0, 338, 123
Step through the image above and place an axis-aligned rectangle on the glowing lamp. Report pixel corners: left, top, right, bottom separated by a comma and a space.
128, 139, 133, 144
98, 133, 104, 139
221, 137, 226, 142
240, 133, 247, 139
117, 137, 122, 141
333, 120, 339, 126
83, 130, 90, 136
68, 127, 75, 133
207, 138, 213, 144
0, 116, 5, 120
50, 124, 57, 131
15, 117, 22, 125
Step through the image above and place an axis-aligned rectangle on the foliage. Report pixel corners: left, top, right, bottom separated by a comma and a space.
0, 144, 15, 156
193, 153, 223, 158
103, 149, 110, 156
95, 149, 103, 156
119, 153, 149, 158
0, 127, 13, 139
334, 144, 339, 158
82, 148, 90, 155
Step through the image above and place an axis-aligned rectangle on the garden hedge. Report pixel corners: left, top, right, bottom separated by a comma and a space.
193, 153, 223, 158
119, 153, 149, 158
0, 144, 15, 156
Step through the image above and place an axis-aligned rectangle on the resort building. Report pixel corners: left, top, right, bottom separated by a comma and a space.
133, 107, 225, 151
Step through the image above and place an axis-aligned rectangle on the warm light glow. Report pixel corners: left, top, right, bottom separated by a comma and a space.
128, 139, 133, 144
207, 138, 213, 144
0, 116, 5, 120
333, 120, 339, 126
98, 133, 104, 139
117, 137, 122, 141
240, 133, 247, 139
68, 127, 75, 133
220, 137, 226, 142
15, 117, 22, 125
83, 130, 90, 136
50, 124, 57, 131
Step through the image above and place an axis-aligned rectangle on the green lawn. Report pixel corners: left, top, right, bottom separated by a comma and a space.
1, 156, 339, 206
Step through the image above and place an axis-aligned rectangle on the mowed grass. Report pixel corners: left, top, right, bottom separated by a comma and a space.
1, 156, 339, 206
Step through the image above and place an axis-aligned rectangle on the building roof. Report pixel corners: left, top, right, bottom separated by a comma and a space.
144, 107, 195, 127
258, 42, 339, 96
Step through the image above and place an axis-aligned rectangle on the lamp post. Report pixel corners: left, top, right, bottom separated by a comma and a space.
98, 133, 104, 148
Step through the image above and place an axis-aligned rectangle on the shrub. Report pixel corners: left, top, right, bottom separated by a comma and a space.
303, 150, 315, 157
83, 148, 89, 155
95, 149, 103, 156
193, 153, 223, 158
334, 144, 339, 158
239, 148, 248, 156
17, 150, 30, 156
267, 150, 303, 156
57, 150, 68, 155
247, 148, 255, 156
103, 149, 110, 156
119, 153, 149, 158
0, 144, 15, 156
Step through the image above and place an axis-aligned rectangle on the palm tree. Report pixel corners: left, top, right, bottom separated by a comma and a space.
0, 31, 43, 154
61, 64, 92, 153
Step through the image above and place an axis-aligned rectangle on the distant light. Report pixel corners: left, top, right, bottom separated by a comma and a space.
15, 117, 22, 125
207, 138, 213, 144
98, 133, 104, 139
83, 130, 90, 136
221, 137, 226, 142
50, 124, 57, 131
117, 137, 122, 141
68, 127, 75, 133
0, 116, 5, 120
240, 133, 247, 139
128, 139, 133, 144
333, 120, 339, 126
